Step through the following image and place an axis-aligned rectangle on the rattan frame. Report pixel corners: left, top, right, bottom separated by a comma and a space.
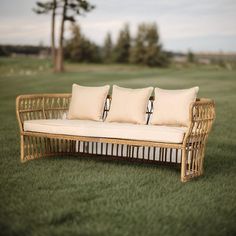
16, 94, 215, 182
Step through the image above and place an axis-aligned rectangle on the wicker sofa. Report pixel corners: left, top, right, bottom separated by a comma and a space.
16, 92, 215, 182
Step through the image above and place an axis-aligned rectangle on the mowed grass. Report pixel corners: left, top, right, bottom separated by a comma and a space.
0, 57, 236, 236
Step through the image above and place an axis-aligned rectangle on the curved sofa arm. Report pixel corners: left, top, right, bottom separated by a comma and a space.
183, 98, 216, 145
180, 98, 215, 181
16, 94, 71, 133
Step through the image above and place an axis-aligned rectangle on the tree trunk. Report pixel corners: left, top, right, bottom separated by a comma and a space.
56, 0, 67, 72
51, 0, 57, 72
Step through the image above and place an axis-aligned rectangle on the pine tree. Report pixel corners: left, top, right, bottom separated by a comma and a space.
187, 50, 195, 63
57, 0, 94, 72
33, 0, 57, 71
129, 23, 146, 64
64, 24, 101, 63
130, 23, 168, 67
33, 0, 95, 72
103, 32, 113, 63
114, 24, 131, 63
144, 23, 162, 66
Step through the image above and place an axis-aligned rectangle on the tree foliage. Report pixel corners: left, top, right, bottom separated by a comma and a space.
130, 23, 168, 67
33, 1, 55, 14
65, 22, 169, 67
103, 32, 113, 63
113, 24, 131, 63
64, 24, 101, 62
187, 50, 195, 63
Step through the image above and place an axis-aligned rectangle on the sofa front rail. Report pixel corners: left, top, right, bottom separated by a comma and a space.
16, 94, 215, 182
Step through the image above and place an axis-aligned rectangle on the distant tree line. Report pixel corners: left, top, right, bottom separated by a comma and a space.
0, 22, 169, 67
65, 22, 169, 67
0, 45, 49, 57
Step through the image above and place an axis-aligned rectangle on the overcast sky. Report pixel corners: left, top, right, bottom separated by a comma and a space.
0, 0, 236, 52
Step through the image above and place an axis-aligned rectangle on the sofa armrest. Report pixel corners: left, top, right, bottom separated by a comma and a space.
16, 94, 71, 133
183, 98, 216, 146
180, 99, 215, 181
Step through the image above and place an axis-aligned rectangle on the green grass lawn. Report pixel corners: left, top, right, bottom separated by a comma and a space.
0, 57, 236, 236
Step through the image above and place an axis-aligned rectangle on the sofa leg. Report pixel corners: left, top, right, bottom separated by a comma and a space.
199, 145, 206, 176
20, 135, 27, 163
181, 143, 208, 182
181, 147, 188, 182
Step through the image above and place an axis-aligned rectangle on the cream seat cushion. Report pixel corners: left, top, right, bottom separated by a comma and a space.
24, 119, 187, 144
106, 85, 153, 124
67, 84, 110, 121
151, 87, 199, 126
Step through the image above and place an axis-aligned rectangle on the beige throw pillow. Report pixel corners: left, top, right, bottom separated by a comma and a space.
68, 84, 110, 121
106, 85, 153, 124
151, 87, 199, 126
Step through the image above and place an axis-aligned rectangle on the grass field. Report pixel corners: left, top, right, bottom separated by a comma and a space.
0, 57, 236, 236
